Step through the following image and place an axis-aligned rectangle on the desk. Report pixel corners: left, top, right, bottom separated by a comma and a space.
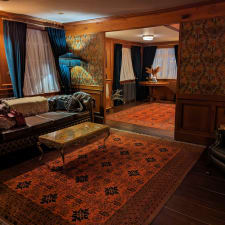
139, 81, 169, 101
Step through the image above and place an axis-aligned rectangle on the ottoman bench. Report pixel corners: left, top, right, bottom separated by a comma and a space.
38, 122, 110, 171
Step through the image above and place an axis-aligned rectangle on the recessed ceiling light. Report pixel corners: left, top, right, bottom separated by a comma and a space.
142, 35, 154, 41
58, 12, 64, 15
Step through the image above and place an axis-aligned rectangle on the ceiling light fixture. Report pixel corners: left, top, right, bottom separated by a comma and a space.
142, 35, 154, 41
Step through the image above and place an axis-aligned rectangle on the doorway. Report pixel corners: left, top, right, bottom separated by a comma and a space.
104, 24, 179, 139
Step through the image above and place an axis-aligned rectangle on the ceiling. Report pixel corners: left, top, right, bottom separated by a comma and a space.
0, 0, 209, 23
106, 26, 179, 43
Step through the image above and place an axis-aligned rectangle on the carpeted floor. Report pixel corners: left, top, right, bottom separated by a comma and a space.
0, 130, 203, 225
106, 103, 175, 131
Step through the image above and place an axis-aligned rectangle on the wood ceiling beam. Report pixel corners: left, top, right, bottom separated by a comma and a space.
164, 24, 179, 32
64, 0, 225, 35
0, 10, 63, 29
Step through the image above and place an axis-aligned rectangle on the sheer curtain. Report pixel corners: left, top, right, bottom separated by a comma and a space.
23, 29, 60, 96
152, 48, 177, 79
120, 48, 135, 82
120, 48, 136, 103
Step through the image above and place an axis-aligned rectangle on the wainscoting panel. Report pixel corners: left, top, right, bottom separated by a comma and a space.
72, 84, 104, 122
182, 104, 211, 132
175, 98, 225, 145
215, 106, 225, 129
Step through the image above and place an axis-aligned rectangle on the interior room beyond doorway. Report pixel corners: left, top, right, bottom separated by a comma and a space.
105, 24, 179, 138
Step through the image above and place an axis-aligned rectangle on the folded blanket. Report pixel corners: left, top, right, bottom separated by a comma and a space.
3, 96, 49, 117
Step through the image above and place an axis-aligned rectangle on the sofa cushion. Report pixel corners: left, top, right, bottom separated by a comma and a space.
25, 115, 53, 130
0, 124, 33, 142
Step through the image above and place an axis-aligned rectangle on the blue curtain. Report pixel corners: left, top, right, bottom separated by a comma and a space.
46, 27, 68, 93
142, 46, 157, 80
59, 64, 71, 93
3, 20, 27, 98
113, 44, 122, 106
113, 44, 122, 91
174, 45, 178, 65
131, 46, 141, 80
131, 46, 142, 100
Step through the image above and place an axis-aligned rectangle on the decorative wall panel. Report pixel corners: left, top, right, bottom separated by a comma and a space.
179, 16, 225, 95
66, 33, 104, 86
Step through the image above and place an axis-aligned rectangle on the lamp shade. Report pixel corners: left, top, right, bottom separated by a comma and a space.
59, 52, 87, 68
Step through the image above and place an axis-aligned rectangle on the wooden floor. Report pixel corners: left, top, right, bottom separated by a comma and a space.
151, 150, 225, 225
107, 102, 225, 225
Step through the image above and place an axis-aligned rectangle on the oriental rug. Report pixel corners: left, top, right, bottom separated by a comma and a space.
106, 103, 175, 131
0, 130, 203, 225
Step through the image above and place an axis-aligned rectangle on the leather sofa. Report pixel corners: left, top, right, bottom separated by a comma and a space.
0, 92, 94, 156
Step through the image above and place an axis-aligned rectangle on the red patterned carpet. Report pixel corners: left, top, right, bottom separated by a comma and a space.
0, 130, 203, 225
106, 103, 175, 131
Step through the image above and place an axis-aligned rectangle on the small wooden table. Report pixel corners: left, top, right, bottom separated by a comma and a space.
139, 81, 169, 101
38, 122, 110, 171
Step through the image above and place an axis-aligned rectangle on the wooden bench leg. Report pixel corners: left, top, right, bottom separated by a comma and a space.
50, 147, 65, 172
37, 142, 44, 161
60, 147, 65, 168
103, 130, 110, 150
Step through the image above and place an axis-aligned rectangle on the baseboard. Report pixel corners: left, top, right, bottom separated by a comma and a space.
175, 130, 214, 146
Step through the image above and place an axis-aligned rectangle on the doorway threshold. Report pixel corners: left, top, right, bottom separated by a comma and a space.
106, 120, 174, 140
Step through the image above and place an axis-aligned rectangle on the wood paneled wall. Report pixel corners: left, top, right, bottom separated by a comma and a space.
175, 16, 225, 145
175, 97, 225, 145
0, 19, 11, 88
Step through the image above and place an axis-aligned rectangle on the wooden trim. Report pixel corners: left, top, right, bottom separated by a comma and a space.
64, 1, 225, 35
164, 25, 179, 32
27, 24, 46, 31
177, 94, 225, 102
175, 130, 214, 146
24, 91, 60, 97
143, 41, 179, 47
0, 10, 63, 29
0, 88, 12, 91
72, 84, 104, 92
106, 38, 143, 47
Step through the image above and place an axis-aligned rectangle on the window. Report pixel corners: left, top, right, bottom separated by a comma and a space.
152, 48, 177, 79
23, 29, 60, 96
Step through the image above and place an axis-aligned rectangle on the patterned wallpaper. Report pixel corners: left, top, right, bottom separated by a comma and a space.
179, 16, 225, 95
66, 33, 104, 86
